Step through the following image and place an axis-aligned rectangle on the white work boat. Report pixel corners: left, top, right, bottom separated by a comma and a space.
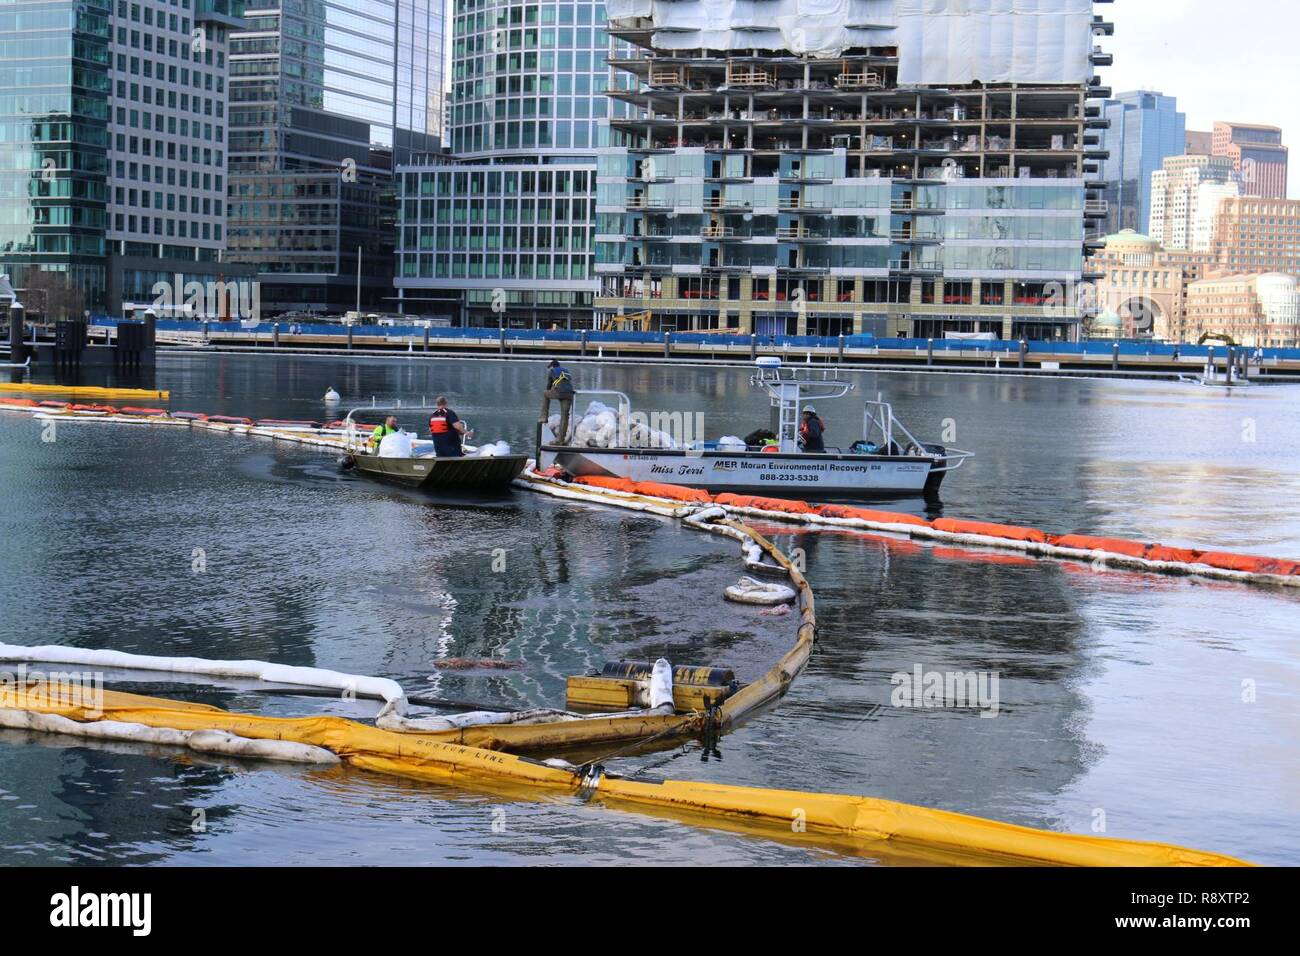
537, 358, 972, 498
1195, 361, 1251, 388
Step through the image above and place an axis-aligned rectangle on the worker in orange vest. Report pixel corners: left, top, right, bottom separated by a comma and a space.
428, 395, 468, 457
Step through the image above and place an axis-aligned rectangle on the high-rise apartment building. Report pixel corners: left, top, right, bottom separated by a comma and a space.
225, 0, 446, 315
1213, 121, 1288, 200
593, 0, 1111, 340
394, 0, 616, 326
1148, 153, 1238, 252
1100, 90, 1184, 235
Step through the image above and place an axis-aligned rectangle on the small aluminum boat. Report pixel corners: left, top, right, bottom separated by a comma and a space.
537, 358, 972, 499
343, 403, 528, 490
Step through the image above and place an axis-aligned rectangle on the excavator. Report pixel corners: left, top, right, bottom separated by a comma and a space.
1197, 331, 1239, 348
600, 310, 652, 332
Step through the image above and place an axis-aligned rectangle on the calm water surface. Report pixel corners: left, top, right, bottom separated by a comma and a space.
1, 353, 1297, 865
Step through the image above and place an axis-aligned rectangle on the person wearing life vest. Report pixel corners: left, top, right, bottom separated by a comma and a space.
369, 416, 398, 451
428, 395, 467, 457
540, 359, 576, 443
799, 405, 826, 453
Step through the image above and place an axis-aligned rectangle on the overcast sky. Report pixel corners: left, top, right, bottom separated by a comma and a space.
1104, 0, 1297, 197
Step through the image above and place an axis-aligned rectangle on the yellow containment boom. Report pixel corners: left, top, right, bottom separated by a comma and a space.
0, 382, 170, 401
0, 682, 1248, 866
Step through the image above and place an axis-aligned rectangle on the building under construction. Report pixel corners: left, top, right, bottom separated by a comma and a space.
596, 0, 1114, 339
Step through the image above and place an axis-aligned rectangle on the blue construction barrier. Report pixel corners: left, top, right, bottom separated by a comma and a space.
89, 316, 1300, 362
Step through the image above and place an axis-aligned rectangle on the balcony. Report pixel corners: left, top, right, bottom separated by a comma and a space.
701, 226, 736, 240
626, 195, 672, 210
725, 64, 775, 89
703, 197, 752, 211
778, 196, 830, 212
889, 259, 942, 275
776, 227, 828, 242
890, 229, 941, 243
649, 67, 687, 89
1084, 199, 1109, 219
835, 71, 884, 90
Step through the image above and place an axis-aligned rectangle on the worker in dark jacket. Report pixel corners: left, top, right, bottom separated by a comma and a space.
428, 395, 467, 457
799, 406, 826, 453
540, 359, 575, 443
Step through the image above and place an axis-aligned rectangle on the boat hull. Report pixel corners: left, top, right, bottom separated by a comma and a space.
351, 453, 529, 489
541, 445, 942, 497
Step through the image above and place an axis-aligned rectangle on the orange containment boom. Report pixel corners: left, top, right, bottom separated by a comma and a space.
517, 471, 1300, 591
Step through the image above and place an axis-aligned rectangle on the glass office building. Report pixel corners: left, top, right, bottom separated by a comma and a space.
1099, 90, 1185, 235
394, 0, 617, 327
225, 0, 445, 314
0, 0, 111, 307
107, 0, 249, 310
0, 0, 251, 316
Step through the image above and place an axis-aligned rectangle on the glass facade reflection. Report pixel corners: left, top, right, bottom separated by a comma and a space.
396, 0, 615, 327
0, 0, 111, 305
226, 0, 445, 313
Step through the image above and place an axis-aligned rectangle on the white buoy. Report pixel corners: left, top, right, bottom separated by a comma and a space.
323, 388, 340, 404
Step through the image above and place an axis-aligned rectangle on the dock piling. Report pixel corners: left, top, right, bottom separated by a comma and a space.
8, 303, 25, 367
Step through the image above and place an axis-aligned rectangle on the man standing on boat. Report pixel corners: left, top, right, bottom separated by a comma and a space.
800, 406, 827, 453
429, 396, 468, 457
540, 359, 575, 443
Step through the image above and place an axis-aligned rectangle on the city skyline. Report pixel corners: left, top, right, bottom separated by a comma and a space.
1106, 0, 1297, 199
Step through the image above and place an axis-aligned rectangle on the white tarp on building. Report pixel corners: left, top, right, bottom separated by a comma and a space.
607, 0, 1095, 85
893, 0, 1094, 85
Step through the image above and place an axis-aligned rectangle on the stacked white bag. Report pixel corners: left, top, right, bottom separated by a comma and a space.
376, 430, 415, 458
472, 440, 513, 457
547, 401, 680, 450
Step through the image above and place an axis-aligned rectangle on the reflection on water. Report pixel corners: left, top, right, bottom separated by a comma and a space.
0, 354, 1297, 865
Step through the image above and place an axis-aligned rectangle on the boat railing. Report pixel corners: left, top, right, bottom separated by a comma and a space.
342, 400, 446, 454
862, 399, 973, 472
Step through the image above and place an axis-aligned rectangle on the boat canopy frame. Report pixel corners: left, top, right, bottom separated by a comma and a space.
342, 400, 463, 455
749, 361, 855, 454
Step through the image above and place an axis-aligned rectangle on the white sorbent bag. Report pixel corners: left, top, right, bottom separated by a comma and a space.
377, 430, 414, 458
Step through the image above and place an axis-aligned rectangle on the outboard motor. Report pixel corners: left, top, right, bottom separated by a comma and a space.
921, 443, 949, 496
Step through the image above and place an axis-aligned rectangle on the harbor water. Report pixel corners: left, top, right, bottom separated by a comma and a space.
1, 353, 1297, 865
